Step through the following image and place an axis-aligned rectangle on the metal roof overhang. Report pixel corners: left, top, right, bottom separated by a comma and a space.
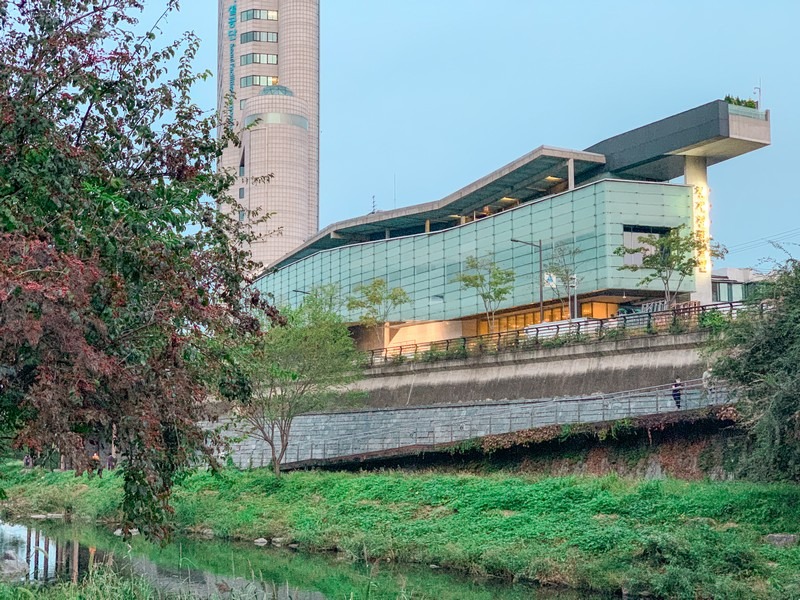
269, 146, 606, 269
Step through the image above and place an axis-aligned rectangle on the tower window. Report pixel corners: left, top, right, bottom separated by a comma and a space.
238, 210, 246, 222
240, 9, 277, 22
240, 75, 279, 88
241, 53, 278, 66
241, 31, 278, 44
238, 187, 245, 199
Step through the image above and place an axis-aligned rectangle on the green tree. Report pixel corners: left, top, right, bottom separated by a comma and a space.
545, 241, 582, 318
237, 290, 362, 476
614, 225, 726, 308
453, 255, 515, 333
709, 258, 799, 480
346, 278, 410, 329
0, 0, 270, 536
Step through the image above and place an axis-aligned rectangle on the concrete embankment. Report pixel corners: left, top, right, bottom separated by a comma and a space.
355, 332, 709, 407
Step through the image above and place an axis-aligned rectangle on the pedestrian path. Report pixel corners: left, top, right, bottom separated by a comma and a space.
223, 379, 730, 469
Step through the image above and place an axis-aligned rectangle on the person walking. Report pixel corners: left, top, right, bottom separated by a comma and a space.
672, 378, 683, 409
702, 368, 715, 402
90, 452, 102, 477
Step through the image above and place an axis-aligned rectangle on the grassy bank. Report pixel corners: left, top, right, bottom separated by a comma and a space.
0, 570, 162, 600
2, 463, 800, 599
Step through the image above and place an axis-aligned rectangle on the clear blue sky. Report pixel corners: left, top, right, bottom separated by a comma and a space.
146, 0, 799, 270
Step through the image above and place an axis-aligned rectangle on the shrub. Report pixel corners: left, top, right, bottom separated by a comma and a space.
668, 317, 688, 334
420, 349, 445, 363
698, 308, 729, 334
600, 327, 627, 341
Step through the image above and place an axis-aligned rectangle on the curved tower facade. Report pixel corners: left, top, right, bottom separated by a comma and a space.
217, 0, 320, 267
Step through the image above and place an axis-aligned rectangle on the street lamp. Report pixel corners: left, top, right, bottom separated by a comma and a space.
569, 274, 578, 321
510, 238, 544, 324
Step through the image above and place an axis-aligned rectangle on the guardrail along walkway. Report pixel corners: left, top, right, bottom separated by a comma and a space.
226, 379, 731, 470
367, 301, 747, 366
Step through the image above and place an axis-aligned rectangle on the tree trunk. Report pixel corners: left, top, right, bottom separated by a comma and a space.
271, 444, 281, 478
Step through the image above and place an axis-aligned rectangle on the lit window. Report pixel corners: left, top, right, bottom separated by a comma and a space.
241, 31, 278, 44
240, 9, 277, 22
241, 53, 278, 66
238, 188, 245, 199
240, 75, 279, 88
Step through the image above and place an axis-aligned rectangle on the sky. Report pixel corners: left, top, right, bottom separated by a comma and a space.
145, 0, 800, 270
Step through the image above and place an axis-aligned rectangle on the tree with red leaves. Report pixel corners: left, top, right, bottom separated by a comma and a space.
0, 0, 275, 538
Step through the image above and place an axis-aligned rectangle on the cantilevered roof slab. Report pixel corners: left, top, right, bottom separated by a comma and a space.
586, 100, 770, 182
261, 99, 770, 274
270, 146, 605, 268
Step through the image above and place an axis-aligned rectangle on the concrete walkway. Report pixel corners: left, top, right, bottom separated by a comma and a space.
223, 379, 730, 469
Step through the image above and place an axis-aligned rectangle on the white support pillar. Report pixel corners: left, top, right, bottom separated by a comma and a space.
684, 156, 712, 305
567, 158, 575, 190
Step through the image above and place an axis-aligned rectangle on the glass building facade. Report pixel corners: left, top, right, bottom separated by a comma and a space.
255, 179, 693, 327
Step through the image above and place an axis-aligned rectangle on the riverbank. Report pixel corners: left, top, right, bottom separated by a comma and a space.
0, 569, 162, 599
2, 463, 799, 598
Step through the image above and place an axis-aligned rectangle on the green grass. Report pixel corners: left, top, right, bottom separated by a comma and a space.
0, 569, 163, 600
3, 463, 800, 599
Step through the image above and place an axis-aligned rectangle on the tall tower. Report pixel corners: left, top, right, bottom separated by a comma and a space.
217, 0, 320, 267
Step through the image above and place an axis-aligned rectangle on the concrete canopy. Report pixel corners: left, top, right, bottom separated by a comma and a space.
270, 146, 605, 268
263, 99, 770, 273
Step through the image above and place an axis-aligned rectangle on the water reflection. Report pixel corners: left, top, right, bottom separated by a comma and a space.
0, 521, 81, 584
0, 521, 322, 598
1, 521, 606, 599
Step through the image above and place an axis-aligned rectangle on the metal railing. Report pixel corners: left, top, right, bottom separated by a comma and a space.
366, 301, 748, 367
276, 378, 731, 468
727, 104, 769, 121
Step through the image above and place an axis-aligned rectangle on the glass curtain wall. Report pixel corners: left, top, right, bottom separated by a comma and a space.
255, 180, 693, 324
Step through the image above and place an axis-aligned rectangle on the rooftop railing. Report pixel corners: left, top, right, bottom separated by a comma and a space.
365, 301, 751, 368
727, 104, 769, 120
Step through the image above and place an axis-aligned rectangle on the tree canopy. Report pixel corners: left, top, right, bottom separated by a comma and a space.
545, 241, 582, 317
0, 0, 271, 537
346, 278, 410, 329
452, 255, 515, 333
614, 225, 726, 307
236, 291, 362, 476
709, 258, 800, 481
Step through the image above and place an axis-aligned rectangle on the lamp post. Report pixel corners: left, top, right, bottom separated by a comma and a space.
511, 238, 544, 324
569, 274, 578, 321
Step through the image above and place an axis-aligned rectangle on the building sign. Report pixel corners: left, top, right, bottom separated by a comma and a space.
227, 1, 237, 124
693, 185, 711, 273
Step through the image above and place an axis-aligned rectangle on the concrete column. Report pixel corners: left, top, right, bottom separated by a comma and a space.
684, 156, 712, 305
425, 219, 431, 233
567, 158, 575, 190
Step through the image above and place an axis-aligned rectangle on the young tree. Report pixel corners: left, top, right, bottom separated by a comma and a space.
453, 255, 515, 333
346, 278, 410, 329
614, 225, 726, 308
708, 257, 800, 481
0, 0, 272, 537
545, 241, 582, 318
236, 290, 362, 476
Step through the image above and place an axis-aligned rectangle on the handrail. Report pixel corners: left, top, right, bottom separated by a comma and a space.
365, 301, 751, 367
276, 378, 731, 468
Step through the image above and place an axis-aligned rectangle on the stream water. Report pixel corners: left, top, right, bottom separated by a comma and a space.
0, 521, 610, 599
